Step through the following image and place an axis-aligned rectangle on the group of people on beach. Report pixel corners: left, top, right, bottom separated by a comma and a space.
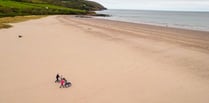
55, 74, 71, 88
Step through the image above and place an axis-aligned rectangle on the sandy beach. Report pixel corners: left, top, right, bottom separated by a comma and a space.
0, 15, 209, 103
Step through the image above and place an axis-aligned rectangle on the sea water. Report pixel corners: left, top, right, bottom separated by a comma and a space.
95, 9, 209, 32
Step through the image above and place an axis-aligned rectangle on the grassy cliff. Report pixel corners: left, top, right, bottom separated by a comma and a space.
0, 0, 87, 17
23, 0, 107, 11
49, 0, 107, 11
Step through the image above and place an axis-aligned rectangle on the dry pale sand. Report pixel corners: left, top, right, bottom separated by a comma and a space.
1, 15, 209, 103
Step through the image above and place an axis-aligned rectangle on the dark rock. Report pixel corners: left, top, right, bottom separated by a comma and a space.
91, 13, 111, 17
18, 35, 22, 38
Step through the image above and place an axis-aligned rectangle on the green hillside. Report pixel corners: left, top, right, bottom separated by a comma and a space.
13, 0, 107, 11
45, 0, 107, 11
0, 0, 87, 17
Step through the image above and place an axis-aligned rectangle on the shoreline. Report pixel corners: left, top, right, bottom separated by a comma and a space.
93, 16, 209, 33
96, 17, 209, 33
66, 15, 209, 52
99, 17, 209, 33
95, 9, 209, 32
1, 15, 209, 103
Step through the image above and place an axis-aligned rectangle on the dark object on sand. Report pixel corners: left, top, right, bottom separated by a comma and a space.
65, 82, 72, 88
91, 13, 111, 17
18, 35, 22, 38
63, 78, 72, 88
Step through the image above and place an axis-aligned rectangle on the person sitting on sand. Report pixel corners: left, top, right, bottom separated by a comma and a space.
60, 78, 65, 88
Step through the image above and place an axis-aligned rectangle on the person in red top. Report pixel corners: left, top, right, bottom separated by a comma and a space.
60, 79, 65, 88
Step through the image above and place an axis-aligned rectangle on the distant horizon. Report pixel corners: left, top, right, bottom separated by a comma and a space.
103, 8, 209, 12
91, 0, 209, 12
